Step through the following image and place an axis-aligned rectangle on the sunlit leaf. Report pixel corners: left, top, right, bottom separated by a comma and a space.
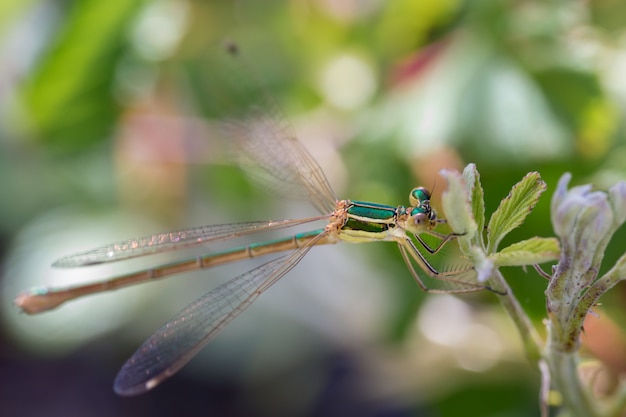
491, 237, 560, 267
487, 172, 546, 252
440, 168, 477, 254
462, 163, 485, 247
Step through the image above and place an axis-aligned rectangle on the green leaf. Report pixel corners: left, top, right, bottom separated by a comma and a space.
487, 172, 546, 253
608, 181, 626, 228
491, 237, 560, 267
440, 169, 477, 254
22, 0, 145, 150
462, 163, 485, 247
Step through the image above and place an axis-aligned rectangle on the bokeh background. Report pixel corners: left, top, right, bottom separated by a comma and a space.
1, 1, 626, 416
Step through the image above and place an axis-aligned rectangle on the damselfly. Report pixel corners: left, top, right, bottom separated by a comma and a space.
15, 44, 485, 396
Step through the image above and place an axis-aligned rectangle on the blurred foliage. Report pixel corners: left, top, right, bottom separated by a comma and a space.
21, 0, 146, 150
1, 0, 626, 416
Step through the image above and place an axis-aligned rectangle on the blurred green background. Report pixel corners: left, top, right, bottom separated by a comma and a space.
1, 0, 625, 416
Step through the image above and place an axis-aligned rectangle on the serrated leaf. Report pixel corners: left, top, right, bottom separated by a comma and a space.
462, 164, 485, 247
440, 169, 477, 253
490, 237, 560, 267
487, 172, 546, 253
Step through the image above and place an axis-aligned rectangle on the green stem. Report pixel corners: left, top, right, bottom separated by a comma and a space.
488, 270, 543, 361
546, 341, 600, 417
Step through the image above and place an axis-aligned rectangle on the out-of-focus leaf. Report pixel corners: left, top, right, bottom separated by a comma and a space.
0, 0, 36, 34
21, 0, 145, 150
376, 0, 461, 56
533, 68, 616, 159
590, 0, 626, 33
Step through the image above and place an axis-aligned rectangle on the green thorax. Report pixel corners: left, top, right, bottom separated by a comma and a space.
343, 201, 405, 234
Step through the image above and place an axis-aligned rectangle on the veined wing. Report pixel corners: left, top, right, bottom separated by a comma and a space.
53, 216, 329, 268
113, 230, 326, 396
207, 45, 337, 214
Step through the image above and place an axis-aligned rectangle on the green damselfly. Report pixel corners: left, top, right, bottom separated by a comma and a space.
15, 44, 486, 396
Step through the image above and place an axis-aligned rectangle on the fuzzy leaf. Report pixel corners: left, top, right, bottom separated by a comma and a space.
491, 237, 560, 267
440, 169, 477, 251
471, 245, 494, 282
487, 172, 546, 253
462, 164, 485, 247
608, 181, 626, 228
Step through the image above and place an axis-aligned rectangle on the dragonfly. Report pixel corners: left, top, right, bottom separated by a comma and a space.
14, 44, 486, 396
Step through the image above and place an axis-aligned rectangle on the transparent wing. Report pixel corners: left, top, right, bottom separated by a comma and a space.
113, 231, 325, 396
224, 112, 337, 214
53, 216, 329, 267
203, 45, 337, 214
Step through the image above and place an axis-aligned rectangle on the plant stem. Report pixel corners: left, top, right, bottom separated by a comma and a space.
489, 270, 543, 361
545, 340, 600, 417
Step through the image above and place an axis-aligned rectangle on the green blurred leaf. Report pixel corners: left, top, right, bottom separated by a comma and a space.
487, 172, 546, 253
376, 0, 461, 56
590, 0, 626, 33
533, 68, 616, 159
491, 237, 560, 267
0, 0, 36, 35
22, 0, 145, 150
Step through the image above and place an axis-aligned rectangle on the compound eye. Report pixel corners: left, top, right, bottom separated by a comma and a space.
409, 187, 432, 206
412, 212, 429, 226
